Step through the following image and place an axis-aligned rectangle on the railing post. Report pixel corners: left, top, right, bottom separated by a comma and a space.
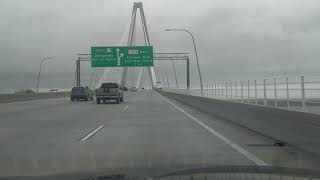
219, 83, 222, 99
214, 83, 217, 97
206, 84, 208, 97
216, 83, 218, 98
212, 83, 214, 97
221, 83, 224, 99
204, 84, 205, 96
286, 77, 290, 108
230, 82, 233, 100
247, 80, 250, 103
241, 81, 244, 103
217, 83, 219, 99
263, 79, 267, 106
219, 83, 221, 99
211, 83, 213, 97
235, 81, 238, 102
255, 80, 258, 104
274, 78, 278, 107
225, 82, 228, 99
301, 76, 306, 109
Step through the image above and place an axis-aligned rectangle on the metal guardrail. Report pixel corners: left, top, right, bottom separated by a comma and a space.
165, 75, 320, 113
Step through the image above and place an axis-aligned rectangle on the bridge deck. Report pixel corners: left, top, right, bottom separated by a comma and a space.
0, 90, 319, 176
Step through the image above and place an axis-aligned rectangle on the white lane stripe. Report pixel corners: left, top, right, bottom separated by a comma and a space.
124, 105, 129, 110
80, 125, 104, 141
158, 94, 268, 166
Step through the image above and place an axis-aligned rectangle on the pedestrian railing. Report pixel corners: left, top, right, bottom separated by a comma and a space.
163, 75, 320, 114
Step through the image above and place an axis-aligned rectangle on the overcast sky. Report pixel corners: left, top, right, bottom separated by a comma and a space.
1, 0, 320, 90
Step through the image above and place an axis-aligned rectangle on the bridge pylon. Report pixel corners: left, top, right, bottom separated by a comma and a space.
120, 2, 157, 89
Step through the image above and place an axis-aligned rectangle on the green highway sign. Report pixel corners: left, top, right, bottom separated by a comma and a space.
91, 46, 153, 67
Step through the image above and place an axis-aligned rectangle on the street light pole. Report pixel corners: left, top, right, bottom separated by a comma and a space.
165, 28, 204, 95
165, 72, 170, 88
36, 57, 52, 93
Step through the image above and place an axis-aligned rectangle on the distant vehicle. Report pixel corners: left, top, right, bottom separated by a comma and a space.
123, 87, 128, 91
95, 83, 124, 104
141, 87, 145, 90
49, 89, 59, 92
14, 89, 35, 94
129, 87, 138, 92
70, 86, 94, 101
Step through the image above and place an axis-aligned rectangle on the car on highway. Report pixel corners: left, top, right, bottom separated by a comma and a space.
14, 89, 35, 94
95, 83, 123, 104
129, 87, 138, 92
49, 89, 59, 92
70, 86, 94, 101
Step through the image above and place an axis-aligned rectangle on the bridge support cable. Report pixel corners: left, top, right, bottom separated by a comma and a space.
96, 68, 110, 88
111, 69, 115, 82
105, 68, 114, 83
112, 68, 117, 83
102, 68, 108, 84
95, 66, 108, 88
94, 14, 130, 88
153, 53, 190, 89
116, 68, 123, 83
136, 67, 143, 89
106, 68, 112, 83
111, 68, 117, 83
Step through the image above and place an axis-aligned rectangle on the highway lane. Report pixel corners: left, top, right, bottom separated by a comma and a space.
0, 90, 319, 177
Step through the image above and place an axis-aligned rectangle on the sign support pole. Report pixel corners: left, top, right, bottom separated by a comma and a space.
76, 57, 80, 86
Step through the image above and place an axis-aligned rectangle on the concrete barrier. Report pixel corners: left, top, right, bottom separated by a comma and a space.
159, 90, 320, 157
0, 92, 70, 103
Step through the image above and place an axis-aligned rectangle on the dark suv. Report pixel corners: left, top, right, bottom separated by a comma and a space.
70, 86, 94, 101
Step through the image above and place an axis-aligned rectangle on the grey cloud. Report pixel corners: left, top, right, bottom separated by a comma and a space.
1, 0, 320, 89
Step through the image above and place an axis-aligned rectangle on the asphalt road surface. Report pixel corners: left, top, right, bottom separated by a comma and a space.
0, 90, 320, 177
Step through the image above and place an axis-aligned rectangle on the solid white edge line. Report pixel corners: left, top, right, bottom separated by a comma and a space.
80, 125, 104, 141
158, 93, 268, 166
